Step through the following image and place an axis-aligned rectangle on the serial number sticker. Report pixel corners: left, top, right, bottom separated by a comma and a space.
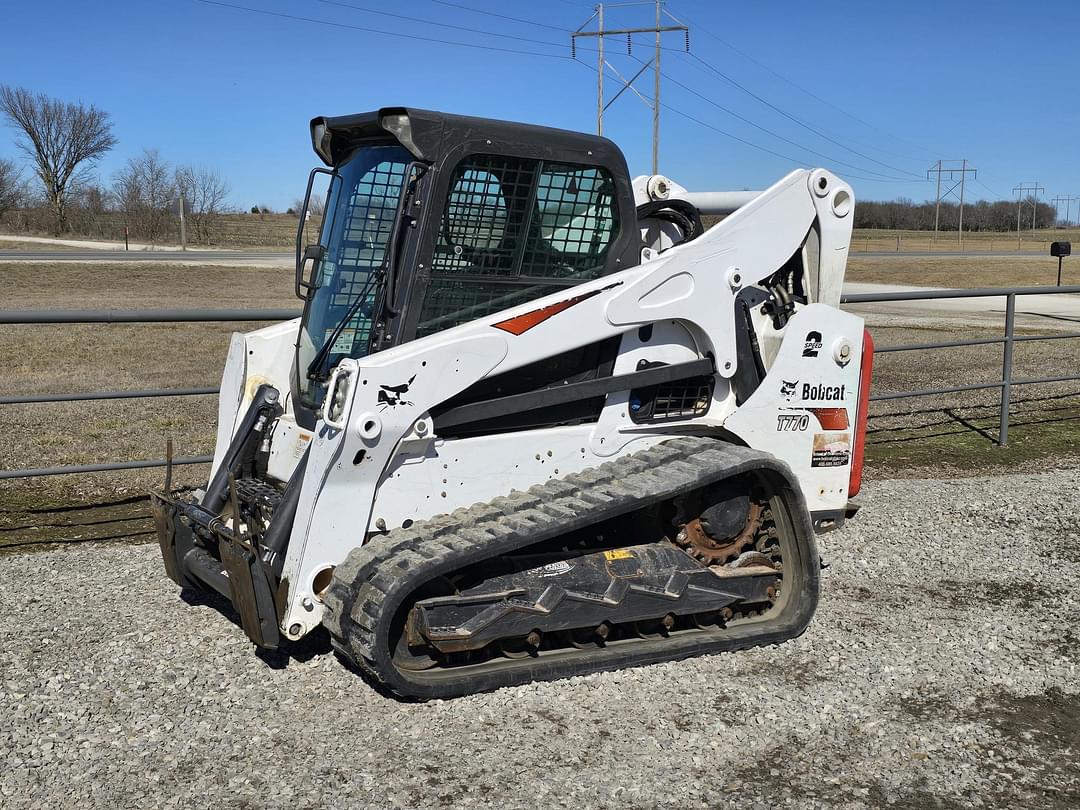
603, 549, 635, 561
294, 432, 312, 459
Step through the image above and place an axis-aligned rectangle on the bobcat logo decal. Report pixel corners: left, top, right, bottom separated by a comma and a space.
378, 375, 416, 410
780, 379, 799, 401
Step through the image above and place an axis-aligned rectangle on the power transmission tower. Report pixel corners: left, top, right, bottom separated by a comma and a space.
1051, 194, 1080, 227
1051, 195, 1068, 227
572, 1, 689, 174
926, 160, 977, 247
1012, 182, 1045, 248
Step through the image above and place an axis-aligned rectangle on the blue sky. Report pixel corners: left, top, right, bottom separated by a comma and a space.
2, 0, 1079, 212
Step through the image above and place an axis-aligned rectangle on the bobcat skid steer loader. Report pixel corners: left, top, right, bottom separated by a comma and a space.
152, 107, 873, 699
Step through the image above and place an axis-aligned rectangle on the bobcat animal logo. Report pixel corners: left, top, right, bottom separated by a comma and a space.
378, 375, 416, 410
780, 379, 799, 401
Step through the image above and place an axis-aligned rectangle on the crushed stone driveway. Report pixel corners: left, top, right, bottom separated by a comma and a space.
1, 469, 1078, 809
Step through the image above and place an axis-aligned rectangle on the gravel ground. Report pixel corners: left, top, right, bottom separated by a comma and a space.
2, 470, 1079, 809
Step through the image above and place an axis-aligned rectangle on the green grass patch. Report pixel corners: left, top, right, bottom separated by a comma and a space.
866, 397, 1080, 476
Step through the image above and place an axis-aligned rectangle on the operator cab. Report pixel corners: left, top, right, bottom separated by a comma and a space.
291, 107, 642, 426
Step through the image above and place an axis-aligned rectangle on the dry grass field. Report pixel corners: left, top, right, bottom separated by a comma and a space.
849, 227, 1080, 254
4, 212, 1077, 256
1, 257, 1077, 550
846, 254, 1080, 288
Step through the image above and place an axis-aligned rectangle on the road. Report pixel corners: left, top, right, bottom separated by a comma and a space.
0, 249, 292, 267
844, 281, 1080, 328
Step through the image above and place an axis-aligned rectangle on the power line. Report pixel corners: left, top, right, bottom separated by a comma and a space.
193, 0, 569, 58
659, 67, 917, 181
666, 2, 938, 161
974, 178, 1005, 199
315, 0, 573, 48
570, 57, 924, 185
662, 102, 923, 185
681, 52, 927, 181
427, 0, 572, 33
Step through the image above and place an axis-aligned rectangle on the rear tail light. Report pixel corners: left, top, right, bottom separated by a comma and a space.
848, 329, 874, 497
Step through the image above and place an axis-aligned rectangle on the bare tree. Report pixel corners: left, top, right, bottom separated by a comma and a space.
174, 165, 230, 244
290, 194, 325, 218
0, 157, 23, 218
68, 183, 113, 238
0, 85, 117, 234
113, 149, 176, 243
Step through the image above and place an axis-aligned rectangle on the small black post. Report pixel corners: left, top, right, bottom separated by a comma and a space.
124, 225, 129, 251
1050, 241, 1070, 286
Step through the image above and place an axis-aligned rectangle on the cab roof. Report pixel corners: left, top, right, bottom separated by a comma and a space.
309, 106, 627, 170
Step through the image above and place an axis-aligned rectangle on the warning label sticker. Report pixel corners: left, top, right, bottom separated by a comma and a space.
603, 548, 635, 561
330, 328, 358, 355
294, 432, 312, 459
811, 431, 851, 468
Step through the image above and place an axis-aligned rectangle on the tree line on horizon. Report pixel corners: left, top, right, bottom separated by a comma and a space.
2, 85, 1069, 242
853, 197, 1059, 232
0, 85, 245, 244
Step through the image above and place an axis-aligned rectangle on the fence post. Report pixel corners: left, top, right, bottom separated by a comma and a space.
998, 293, 1016, 446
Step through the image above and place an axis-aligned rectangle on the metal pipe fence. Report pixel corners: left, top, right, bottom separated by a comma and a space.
842, 284, 1080, 445
2, 285, 1079, 479
0, 308, 299, 480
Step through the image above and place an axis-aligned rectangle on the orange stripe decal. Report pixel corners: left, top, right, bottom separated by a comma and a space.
492, 282, 621, 336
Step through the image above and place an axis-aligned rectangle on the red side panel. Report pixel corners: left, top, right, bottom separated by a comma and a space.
849, 329, 875, 497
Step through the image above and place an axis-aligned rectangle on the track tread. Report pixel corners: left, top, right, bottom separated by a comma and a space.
322, 436, 819, 699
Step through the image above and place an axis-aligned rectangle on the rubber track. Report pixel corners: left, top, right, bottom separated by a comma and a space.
322, 436, 819, 699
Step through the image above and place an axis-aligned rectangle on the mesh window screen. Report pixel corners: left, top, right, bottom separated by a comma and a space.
431, 156, 537, 276
418, 155, 618, 336
521, 163, 617, 279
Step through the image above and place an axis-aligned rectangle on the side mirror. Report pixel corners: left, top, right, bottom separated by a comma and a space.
295, 244, 326, 299
295, 166, 335, 299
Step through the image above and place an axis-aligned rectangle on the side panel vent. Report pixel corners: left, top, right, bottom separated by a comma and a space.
629, 368, 714, 424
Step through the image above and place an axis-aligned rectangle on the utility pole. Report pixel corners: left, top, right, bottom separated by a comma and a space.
1067, 196, 1080, 227
1051, 195, 1066, 227
652, 0, 661, 174
573, 1, 689, 174
926, 160, 977, 248
931, 160, 942, 243
596, 4, 603, 135
178, 189, 187, 252
1012, 182, 1044, 249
